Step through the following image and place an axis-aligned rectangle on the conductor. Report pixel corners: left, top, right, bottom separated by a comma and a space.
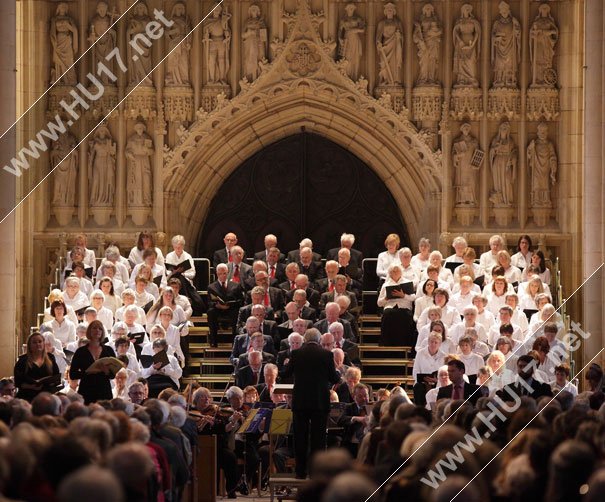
280, 328, 340, 479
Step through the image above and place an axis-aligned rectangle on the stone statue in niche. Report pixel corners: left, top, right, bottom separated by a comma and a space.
452, 123, 481, 206
337, 3, 365, 81
50, 2, 78, 85
203, 4, 231, 84
51, 132, 78, 207
491, 1, 521, 88
242, 4, 267, 83
127, 1, 153, 86
89, 1, 117, 85
489, 121, 517, 207
413, 3, 442, 86
126, 122, 154, 207
165, 1, 191, 86
530, 3, 559, 88
88, 124, 116, 207
452, 3, 481, 88
527, 122, 557, 208
376, 3, 403, 86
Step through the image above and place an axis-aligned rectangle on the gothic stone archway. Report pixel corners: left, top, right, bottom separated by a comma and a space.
197, 133, 411, 259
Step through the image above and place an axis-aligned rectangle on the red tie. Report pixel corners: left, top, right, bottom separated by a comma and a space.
270, 266, 275, 279
264, 291, 270, 307
328, 281, 335, 293
336, 341, 341, 349
290, 281, 295, 290
232, 264, 240, 283
228, 250, 233, 263
452, 384, 463, 400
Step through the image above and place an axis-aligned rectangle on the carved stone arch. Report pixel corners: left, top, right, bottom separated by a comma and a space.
165, 88, 442, 247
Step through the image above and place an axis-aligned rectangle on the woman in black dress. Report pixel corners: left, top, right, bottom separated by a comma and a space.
14, 332, 61, 401
69, 320, 116, 404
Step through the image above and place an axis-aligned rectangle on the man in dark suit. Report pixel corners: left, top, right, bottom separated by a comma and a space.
253, 235, 286, 263
329, 321, 361, 367
226, 246, 253, 284
212, 232, 238, 268
231, 318, 275, 364
206, 263, 244, 347
236, 351, 266, 388
286, 238, 322, 264
297, 247, 325, 284
338, 383, 370, 457
245, 271, 285, 315
265, 247, 287, 283
315, 260, 341, 294
314, 302, 355, 342
254, 363, 279, 402
236, 332, 276, 368
497, 354, 554, 402
276, 333, 304, 380
336, 248, 363, 296
437, 359, 482, 405
278, 262, 300, 293
318, 275, 358, 311
243, 261, 280, 291
285, 276, 321, 309
280, 328, 340, 479
325, 233, 363, 268
237, 287, 275, 327
247, 303, 279, 348
279, 319, 313, 351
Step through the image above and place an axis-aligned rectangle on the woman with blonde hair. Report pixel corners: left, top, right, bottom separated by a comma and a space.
14, 332, 61, 401
376, 233, 401, 280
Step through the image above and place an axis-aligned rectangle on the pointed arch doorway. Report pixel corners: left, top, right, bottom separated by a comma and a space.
197, 133, 410, 260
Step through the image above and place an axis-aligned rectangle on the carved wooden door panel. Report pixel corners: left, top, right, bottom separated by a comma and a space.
197, 133, 409, 260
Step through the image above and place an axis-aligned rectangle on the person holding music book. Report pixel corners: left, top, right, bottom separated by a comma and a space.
377, 264, 417, 346
14, 332, 62, 401
70, 320, 117, 404
141, 339, 182, 398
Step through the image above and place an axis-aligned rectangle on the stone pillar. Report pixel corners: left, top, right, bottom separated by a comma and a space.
365, 1, 375, 92
192, 0, 201, 112
404, 0, 413, 111
518, 0, 529, 228
583, 0, 605, 366
0, 0, 16, 376
479, 2, 490, 228
230, 2, 241, 97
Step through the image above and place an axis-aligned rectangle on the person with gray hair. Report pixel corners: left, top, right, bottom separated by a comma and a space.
445, 235, 469, 263
326, 232, 363, 268
141, 339, 182, 398
206, 261, 244, 347
281, 325, 340, 478
57, 465, 125, 502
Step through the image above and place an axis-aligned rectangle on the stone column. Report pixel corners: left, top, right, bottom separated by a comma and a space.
479, 2, 490, 228
518, 0, 529, 227
0, 0, 16, 376
441, 0, 452, 230
404, 0, 413, 111
230, 2, 241, 97
192, 0, 201, 111
365, 1, 376, 92
583, 0, 605, 366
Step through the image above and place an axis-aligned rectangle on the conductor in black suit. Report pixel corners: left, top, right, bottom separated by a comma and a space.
437, 359, 482, 406
280, 328, 340, 479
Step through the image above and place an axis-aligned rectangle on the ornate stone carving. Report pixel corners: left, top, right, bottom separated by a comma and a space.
242, 4, 268, 83
526, 88, 559, 121
452, 123, 481, 207
453, 4, 481, 89
491, 1, 521, 89
527, 122, 557, 210
127, 1, 153, 87
489, 120, 517, 208
530, 3, 559, 89
89, 1, 117, 85
412, 86, 443, 122
50, 2, 78, 85
88, 123, 116, 208
51, 131, 78, 208
163, 87, 194, 122
374, 86, 405, 114
203, 4, 231, 85
124, 87, 157, 119
126, 121, 154, 211
450, 87, 483, 120
413, 3, 442, 86
376, 3, 403, 86
201, 85, 231, 113
487, 87, 520, 120
337, 3, 365, 81
286, 41, 322, 77
165, 1, 192, 86
87, 86, 119, 120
